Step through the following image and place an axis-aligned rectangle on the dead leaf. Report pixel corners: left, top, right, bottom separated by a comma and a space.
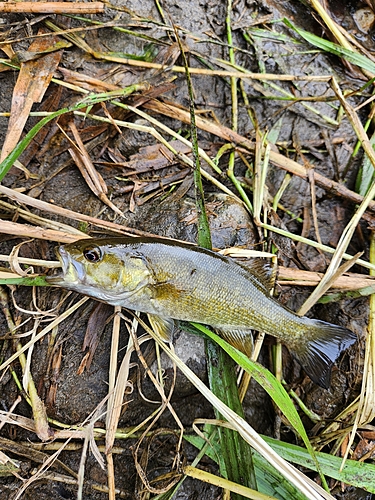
0, 30, 64, 162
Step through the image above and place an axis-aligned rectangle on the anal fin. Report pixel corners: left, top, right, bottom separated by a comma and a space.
215, 327, 254, 357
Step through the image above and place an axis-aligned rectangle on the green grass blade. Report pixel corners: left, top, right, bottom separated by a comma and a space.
174, 26, 211, 249
262, 436, 375, 494
186, 434, 308, 500
355, 130, 375, 196
284, 18, 375, 74
0, 276, 51, 286
206, 341, 258, 494
187, 432, 375, 495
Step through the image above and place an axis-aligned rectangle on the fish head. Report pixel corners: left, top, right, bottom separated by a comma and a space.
46, 239, 151, 305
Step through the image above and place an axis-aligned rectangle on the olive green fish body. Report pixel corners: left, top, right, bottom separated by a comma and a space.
47, 237, 356, 388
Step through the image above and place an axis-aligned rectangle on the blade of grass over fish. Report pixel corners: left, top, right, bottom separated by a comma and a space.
174, 20, 256, 496
145, 323, 333, 500
0, 83, 148, 182
284, 19, 375, 75
189, 323, 329, 490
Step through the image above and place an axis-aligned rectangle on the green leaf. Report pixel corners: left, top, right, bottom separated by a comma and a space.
0, 275, 51, 286
206, 341, 257, 495
284, 18, 375, 74
263, 436, 375, 494
185, 434, 308, 500
186, 432, 375, 495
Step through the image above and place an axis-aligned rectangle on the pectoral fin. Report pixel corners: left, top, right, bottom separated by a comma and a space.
215, 327, 254, 357
147, 313, 176, 342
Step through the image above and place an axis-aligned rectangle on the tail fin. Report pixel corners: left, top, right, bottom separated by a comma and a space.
289, 320, 356, 389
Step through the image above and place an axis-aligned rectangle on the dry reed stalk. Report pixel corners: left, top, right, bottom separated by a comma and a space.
0, 2, 105, 14
0, 185, 156, 237
278, 267, 375, 290
0, 219, 88, 243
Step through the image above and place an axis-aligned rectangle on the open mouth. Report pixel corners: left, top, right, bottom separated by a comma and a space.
45, 246, 84, 285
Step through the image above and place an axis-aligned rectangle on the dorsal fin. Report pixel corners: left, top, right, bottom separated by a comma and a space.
237, 259, 277, 291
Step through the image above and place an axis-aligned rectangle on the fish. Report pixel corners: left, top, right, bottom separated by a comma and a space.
46, 237, 357, 389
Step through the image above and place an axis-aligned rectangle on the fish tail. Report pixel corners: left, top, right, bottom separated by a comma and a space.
289, 320, 356, 389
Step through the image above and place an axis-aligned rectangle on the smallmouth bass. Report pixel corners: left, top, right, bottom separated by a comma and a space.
47, 237, 356, 389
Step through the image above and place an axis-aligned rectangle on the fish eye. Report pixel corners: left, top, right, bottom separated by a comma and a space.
83, 247, 102, 263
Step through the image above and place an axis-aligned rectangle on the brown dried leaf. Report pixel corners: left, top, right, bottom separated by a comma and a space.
0, 31, 64, 162
58, 67, 120, 92
81, 302, 113, 371
352, 438, 375, 460
68, 120, 126, 218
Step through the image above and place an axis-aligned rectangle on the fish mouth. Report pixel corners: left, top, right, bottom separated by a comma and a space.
46, 246, 85, 286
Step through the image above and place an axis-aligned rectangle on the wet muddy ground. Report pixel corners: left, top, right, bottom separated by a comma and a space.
0, 0, 375, 498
